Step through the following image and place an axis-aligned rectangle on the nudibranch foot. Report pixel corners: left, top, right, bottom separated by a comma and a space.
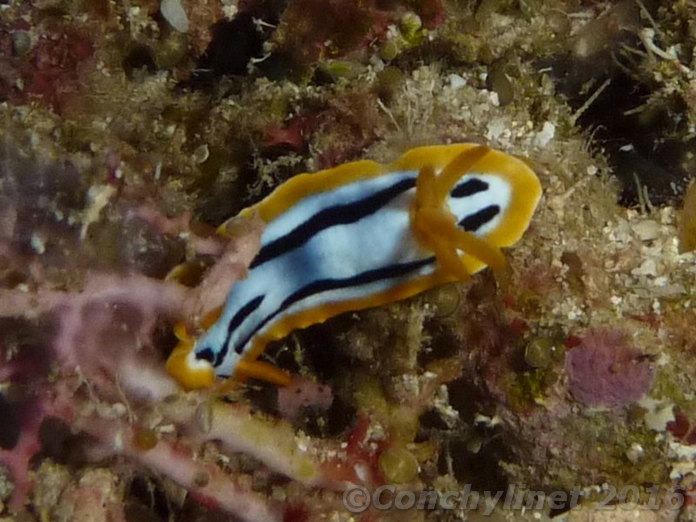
234, 359, 292, 386
164, 259, 208, 287
216, 214, 254, 238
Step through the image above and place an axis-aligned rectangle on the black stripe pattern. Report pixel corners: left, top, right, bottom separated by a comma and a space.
459, 205, 499, 231
204, 169, 504, 372
250, 177, 415, 269
220, 257, 435, 372
451, 178, 488, 198
214, 295, 265, 362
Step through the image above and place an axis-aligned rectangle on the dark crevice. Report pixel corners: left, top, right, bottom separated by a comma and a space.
540, 21, 693, 208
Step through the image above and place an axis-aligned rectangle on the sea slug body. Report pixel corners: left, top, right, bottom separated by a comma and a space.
167, 143, 542, 389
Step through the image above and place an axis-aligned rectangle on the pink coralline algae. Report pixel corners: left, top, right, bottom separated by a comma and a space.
564, 329, 655, 407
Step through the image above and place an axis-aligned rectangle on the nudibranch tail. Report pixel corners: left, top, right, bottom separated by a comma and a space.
165, 322, 215, 390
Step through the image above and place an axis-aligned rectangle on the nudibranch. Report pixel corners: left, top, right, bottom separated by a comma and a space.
167, 144, 541, 389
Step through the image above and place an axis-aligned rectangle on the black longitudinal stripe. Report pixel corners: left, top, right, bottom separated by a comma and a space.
459, 204, 500, 232
451, 178, 488, 198
223, 256, 435, 371
250, 176, 416, 269
207, 294, 264, 366
280, 256, 434, 311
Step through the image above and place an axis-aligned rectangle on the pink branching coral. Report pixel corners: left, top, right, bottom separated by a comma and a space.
0, 144, 361, 521
0, 242, 352, 520
564, 329, 655, 408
